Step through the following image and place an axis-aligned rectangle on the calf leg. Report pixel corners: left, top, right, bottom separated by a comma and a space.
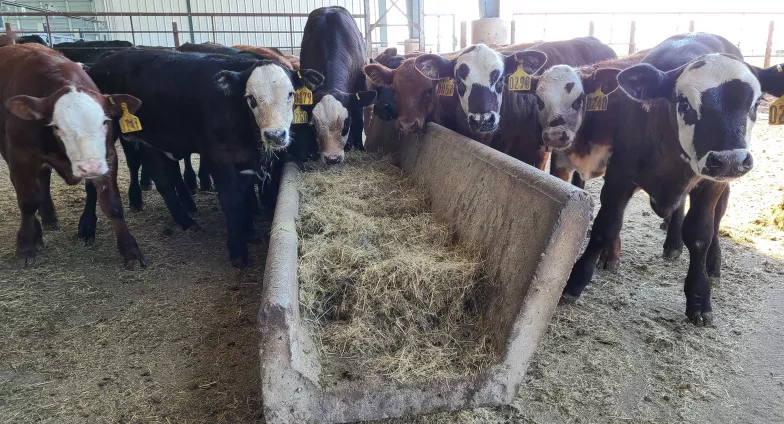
706, 185, 730, 279
663, 202, 686, 260
260, 159, 284, 211
78, 180, 98, 245
183, 154, 198, 195
682, 182, 726, 326
210, 161, 253, 268
37, 166, 59, 230
95, 151, 146, 270
145, 150, 199, 231
571, 172, 586, 190
167, 157, 197, 214
122, 140, 144, 211
140, 162, 152, 191
561, 178, 638, 303
198, 158, 213, 192
9, 160, 44, 267
347, 107, 365, 151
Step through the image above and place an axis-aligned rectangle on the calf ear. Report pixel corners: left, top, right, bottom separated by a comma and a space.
213, 70, 242, 96
105, 94, 142, 116
414, 54, 455, 80
750, 63, 784, 97
294, 69, 325, 91
617, 64, 674, 101
351, 91, 377, 108
6, 95, 46, 121
364, 63, 395, 87
582, 68, 621, 95
506, 51, 547, 75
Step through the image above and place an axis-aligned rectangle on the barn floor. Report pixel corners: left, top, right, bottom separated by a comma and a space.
1, 120, 783, 424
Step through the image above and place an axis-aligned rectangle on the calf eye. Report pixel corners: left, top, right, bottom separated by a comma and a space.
571, 94, 584, 110
426, 87, 434, 96
246, 95, 257, 109
288, 92, 294, 100
678, 98, 690, 113
341, 118, 351, 136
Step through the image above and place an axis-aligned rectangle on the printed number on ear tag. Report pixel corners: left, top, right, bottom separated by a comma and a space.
586, 88, 609, 112
294, 87, 313, 106
293, 106, 309, 125
436, 78, 454, 96
118, 103, 142, 133
768, 96, 784, 125
508, 64, 531, 91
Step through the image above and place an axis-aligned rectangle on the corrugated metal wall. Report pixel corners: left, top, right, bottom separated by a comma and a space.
94, 0, 367, 51
1, 0, 102, 42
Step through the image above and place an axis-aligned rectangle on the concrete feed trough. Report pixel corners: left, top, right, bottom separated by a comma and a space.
259, 121, 593, 423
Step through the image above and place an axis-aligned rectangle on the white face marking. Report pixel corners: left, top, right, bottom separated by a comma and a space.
51, 89, 109, 178
674, 54, 761, 178
312, 94, 349, 161
454, 45, 504, 127
246, 65, 295, 150
536, 65, 584, 145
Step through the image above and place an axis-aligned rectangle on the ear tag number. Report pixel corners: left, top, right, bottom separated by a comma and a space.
436, 78, 455, 96
586, 87, 609, 112
118, 102, 142, 133
294, 71, 313, 105
293, 106, 309, 125
508, 64, 531, 91
768, 96, 784, 125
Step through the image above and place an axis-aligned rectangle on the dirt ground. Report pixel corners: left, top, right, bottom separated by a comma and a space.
1, 117, 783, 424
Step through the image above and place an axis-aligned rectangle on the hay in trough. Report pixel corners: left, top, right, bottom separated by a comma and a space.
771, 195, 784, 231
297, 152, 496, 385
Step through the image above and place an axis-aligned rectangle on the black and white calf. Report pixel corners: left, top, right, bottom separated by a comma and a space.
561, 33, 784, 325
87, 50, 324, 267
296, 6, 376, 164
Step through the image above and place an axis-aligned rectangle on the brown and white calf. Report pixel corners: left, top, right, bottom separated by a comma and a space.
0, 43, 144, 269
561, 33, 784, 325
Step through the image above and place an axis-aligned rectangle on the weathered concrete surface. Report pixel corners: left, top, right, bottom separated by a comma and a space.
259, 120, 593, 423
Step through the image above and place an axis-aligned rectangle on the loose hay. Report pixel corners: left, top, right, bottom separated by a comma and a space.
297, 152, 496, 385
770, 194, 784, 231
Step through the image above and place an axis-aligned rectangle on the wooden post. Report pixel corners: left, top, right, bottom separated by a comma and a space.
172, 22, 180, 48
765, 21, 774, 68
628, 20, 636, 55
510, 20, 516, 44
589, 21, 594, 37
689, 20, 695, 32
5, 22, 12, 37
460, 21, 467, 48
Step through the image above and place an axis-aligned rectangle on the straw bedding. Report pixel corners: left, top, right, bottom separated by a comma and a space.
297, 152, 496, 385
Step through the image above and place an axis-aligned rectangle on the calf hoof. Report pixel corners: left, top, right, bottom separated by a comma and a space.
15, 252, 37, 268
231, 256, 250, 269
141, 183, 153, 191
559, 293, 579, 306
597, 255, 620, 272
42, 220, 60, 231
188, 187, 198, 196
199, 185, 215, 193
663, 245, 684, 261
77, 223, 96, 246
129, 202, 143, 212
687, 310, 714, 327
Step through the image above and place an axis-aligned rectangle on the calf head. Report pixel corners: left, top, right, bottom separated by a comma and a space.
533, 65, 621, 149
214, 61, 324, 151
6, 86, 140, 179
619, 54, 784, 182
413, 46, 546, 133
367, 52, 406, 121
310, 90, 376, 164
364, 59, 433, 134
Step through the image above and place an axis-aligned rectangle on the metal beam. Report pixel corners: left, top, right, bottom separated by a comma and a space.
185, 0, 195, 43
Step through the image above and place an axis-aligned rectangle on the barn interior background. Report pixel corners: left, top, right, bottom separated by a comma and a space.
1, 0, 783, 66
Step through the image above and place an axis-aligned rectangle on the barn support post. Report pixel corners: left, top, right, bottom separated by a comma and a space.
129, 15, 135, 45
589, 21, 594, 37
210, 15, 217, 43
628, 20, 636, 55
172, 22, 180, 48
765, 21, 774, 68
689, 20, 695, 32
510, 20, 516, 44
417, 0, 425, 52
460, 21, 467, 48
5, 23, 12, 38
378, 0, 388, 47
185, 0, 196, 43
363, 0, 373, 57
44, 15, 52, 45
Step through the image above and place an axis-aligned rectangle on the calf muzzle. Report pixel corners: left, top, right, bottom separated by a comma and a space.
701, 149, 753, 181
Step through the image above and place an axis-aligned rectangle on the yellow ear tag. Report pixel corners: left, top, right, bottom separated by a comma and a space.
436, 78, 455, 96
586, 87, 609, 112
294, 86, 313, 106
768, 96, 784, 125
508, 64, 531, 91
293, 106, 309, 125
356, 93, 361, 101
118, 103, 142, 133
777, 64, 782, 73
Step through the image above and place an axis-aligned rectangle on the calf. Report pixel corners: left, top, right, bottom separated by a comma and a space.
366, 47, 410, 121
88, 49, 324, 267
296, 6, 376, 163
0, 43, 144, 268
561, 33, 784, 325
54, 39, 134, 65
232, 45, 294, 70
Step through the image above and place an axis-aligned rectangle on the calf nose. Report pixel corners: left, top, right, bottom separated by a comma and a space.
263, 129, 288, 147
702, 149, 754, 180
397, 119, 421, 133
542, 129, 572, 149
468, 113, 497, 132
324, 155, 343, 165
74, 159, 108, 178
